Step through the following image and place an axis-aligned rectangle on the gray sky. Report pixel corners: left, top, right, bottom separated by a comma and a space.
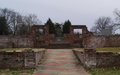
0, 0, 120, 32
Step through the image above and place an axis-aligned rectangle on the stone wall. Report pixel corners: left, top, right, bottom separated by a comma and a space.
64, 25, 120, 48
63, 34, 70, 42
0, 34, 55, 48
96, 52, 120, 67
84, 49, 96, 68
1, 25, 120, 48
49, 34, 55, 41
73, 48, 120, 68
0, 35, 33, 48
84, 35, 120, 48
73, 50, 84, 64
0, 49, 45, 69
64, 34, 82, 47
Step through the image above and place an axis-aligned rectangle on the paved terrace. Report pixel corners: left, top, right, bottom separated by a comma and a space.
34, 49, 90, 75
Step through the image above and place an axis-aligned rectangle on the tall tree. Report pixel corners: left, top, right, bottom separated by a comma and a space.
0, 8, 21, 34
54, 23, 62, 36
0, 17, 11, 35
45, 18, 55, 34
90, 17, 114, 34
63, 20, 71, 34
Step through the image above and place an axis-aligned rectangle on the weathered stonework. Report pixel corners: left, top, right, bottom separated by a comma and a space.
0, 49, 45, 69
26, 25, 54, 48
0, 35, 33, 48
64, 25, 93, 47
84, 35, 120, 48
0, 25, 54, 48
0, 25, 120, 48
73, 48, 120, 68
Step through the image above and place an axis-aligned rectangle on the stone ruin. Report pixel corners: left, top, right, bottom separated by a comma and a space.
0, 24, 120, 69
0, 24, 120, 48
73, 48, 120, 68
0, 48, 45, 69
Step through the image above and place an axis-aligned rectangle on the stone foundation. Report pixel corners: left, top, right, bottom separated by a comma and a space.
73, 48, 120, 68
0, 49, 45, 69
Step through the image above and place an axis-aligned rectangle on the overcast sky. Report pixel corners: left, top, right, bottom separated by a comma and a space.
0, 0, 120, 32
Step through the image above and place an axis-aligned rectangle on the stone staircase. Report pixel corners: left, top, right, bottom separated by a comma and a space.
52, 37, 66, 42
46, 37, 73, 49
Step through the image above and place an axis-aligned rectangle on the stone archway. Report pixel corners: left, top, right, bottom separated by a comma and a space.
27, 25, 93, 48
64, 25, 93, 48
27, 25, 54, 48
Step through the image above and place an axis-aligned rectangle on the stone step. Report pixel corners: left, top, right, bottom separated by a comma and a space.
46, 37, 73, 49
52, 37, 66, 42
49, 42, 70, 45
46, 45, 73, 49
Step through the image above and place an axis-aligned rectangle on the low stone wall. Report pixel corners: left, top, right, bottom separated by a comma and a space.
64, 34, 120, 48
73, 50, 84, 64
0, 34, 55, 48
96, 52, 120, 67
63, 34, 70, 42
49, 34, 55, 41
0, 35, 33, 48
73, 48, 120, 68
84, 35, 120, 48
0, 49, 45, 69
64, 34, 82, 47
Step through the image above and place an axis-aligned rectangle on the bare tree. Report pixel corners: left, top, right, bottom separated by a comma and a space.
11, 12, 23, 34
0, 8, 13, 27
113, 9, 120, 33
23, 14, 42, 32
114, 9, 120, 24
90, 17, 114, 34
0, 8, 21, 34
0, 8, 42, 35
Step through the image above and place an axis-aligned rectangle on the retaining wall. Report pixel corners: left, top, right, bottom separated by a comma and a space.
0, 49, 45, 69
84, 35, 120, 48
0, 35, 33, 48
73, 48, 120, 68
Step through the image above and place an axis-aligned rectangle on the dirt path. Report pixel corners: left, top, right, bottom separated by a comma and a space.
34, 49, 90, 75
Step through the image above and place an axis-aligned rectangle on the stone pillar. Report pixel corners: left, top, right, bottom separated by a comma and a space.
70, 26, 74, 46
32, 29, 36, 48
84, 48, 97, 68
44, 25, 49, 46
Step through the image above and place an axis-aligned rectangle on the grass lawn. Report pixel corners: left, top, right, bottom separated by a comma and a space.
0, 69, 34, 75
86, 67, 120, 75
96, 47, 120, 53
0, 48, 45, 51
77, 47, 120, 53
0, 48, 25, 51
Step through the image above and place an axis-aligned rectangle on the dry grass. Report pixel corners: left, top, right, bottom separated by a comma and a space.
96, 47, 120, 53
77, 47, 120, 53
86, 67, 120, 75
0, 48, 45, 51
0, 69, 34, 75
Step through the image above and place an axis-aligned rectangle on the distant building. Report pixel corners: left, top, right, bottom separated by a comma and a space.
101, 29, 112, 35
